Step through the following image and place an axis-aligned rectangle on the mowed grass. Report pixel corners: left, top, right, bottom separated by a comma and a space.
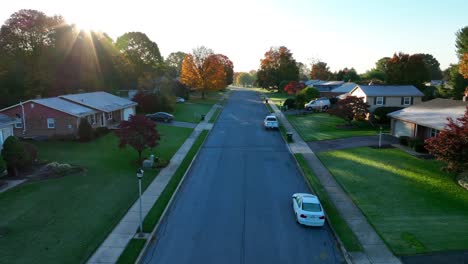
318, 147, 468, 255
0, 125, 193, 264
294, 154, 362, 252
287, 113, 379, 141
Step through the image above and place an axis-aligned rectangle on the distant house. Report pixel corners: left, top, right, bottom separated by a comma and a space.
0, 114, 16, 150
0, 91, 137, 139
348, 85, 424, 112
329, 82, 357, 98
387, 98, 468, 139
314, 81, 345, 92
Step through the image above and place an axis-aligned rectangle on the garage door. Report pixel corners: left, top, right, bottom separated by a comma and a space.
394, 120, 414, 137
123, 107, 134, 121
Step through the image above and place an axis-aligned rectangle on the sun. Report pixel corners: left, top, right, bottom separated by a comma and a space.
69, 16, 102, 33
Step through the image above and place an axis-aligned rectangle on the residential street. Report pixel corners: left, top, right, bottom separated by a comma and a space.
142, 89, 343, 264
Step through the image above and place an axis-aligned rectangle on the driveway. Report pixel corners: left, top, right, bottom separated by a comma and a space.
307, 135, 398, 152
158, 120, 197, 129
142, 89, 342, 264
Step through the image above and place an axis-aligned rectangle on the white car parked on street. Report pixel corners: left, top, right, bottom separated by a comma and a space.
292, 193, 325, 226
264, 115, 279, 129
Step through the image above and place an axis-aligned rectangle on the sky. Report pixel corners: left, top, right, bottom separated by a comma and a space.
0, 0, 467, 74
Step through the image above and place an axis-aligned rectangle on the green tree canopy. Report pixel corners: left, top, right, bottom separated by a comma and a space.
455, 26, 468, 58
257, 46, 299, 90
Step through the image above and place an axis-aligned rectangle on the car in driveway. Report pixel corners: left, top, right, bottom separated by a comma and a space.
146, 112, 174, 122
292, 193, 325, 226
264, 115, 279, 129
176, 97, 185, 103
304, 98, 330, 111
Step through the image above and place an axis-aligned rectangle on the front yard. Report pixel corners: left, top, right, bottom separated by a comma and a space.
0, 125, 193, 264
287, 113, 380, 141
318, 147, 468, 255
173, 91, 225, 123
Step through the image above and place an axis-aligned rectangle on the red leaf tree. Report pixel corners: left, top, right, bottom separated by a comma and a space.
425, 106, 468, 172
329, 96, 369, 125
115, 114, 160, 163
284, 81, 305, 95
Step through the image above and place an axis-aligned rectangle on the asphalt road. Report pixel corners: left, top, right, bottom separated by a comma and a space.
142, 89, 342, 264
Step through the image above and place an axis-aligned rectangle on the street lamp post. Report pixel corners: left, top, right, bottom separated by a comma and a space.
137, 168, 144, 236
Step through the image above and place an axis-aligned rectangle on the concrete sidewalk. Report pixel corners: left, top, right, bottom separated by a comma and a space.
267, 99, 401, 264
87, 104, 221, 264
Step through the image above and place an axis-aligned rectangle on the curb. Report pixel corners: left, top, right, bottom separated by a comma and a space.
260, 95, 354, 264
135, 96, 226, 264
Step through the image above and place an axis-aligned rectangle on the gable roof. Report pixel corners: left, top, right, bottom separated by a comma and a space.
34, 98, 98, 117
316, 81, 345, 86
0, 113, 17, 127
331, 82, 357, 93
388, 98, 468, 130
351, 85, 424, 97
60, 91, 137, 112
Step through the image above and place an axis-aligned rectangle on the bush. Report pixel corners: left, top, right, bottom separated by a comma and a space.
78, 118, 94, 142
413, 140, 427, 153
0, 155, 6, 174
1, 136, 30, 176
283, 98, 296, 109
408, 138, 417, 148
374, 107, 404, 123
296, 87, 320, 109
22, 142, 37, 165
94, 127, 110, 138
133, 92, 175, 113
399, 136, 410, 146
279, 80, 289, 91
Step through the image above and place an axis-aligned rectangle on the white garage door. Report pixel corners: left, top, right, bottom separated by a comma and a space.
0, 126, 13, 150
394, 120, 414, 137
123, 107, 134, 121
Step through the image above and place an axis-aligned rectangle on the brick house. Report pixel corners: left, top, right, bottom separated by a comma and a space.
0, 92, 137, 139
348, 85, 424, 112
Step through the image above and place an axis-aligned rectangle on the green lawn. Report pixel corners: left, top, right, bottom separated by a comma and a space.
116, 239, 146, 264
295, 154, 362, 252
287, 113, 379, 141
208, 108, 222, 123
173, 96, 220, 123
318, 147, 468, 255
0, 125, 193, 264
259, 91, 292, 108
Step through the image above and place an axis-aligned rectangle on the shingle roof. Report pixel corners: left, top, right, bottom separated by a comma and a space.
60, 91, 137, 112
331, 83, 357, 93
388, 98, 468, 130
353, 85, 424, 97
318, 81, 345, 86
33, 98, 98, 117
0, 113, 16, 127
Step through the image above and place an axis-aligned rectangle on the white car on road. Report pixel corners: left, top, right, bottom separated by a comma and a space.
292, 193, 325, 226
264, 115, 279, 129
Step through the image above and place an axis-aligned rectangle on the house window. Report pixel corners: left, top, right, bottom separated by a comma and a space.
88, 114, 96, 125
403, 97, 411, 105
15, 119, 23, 128
376, 96, 384, 105
108, 111, 113, 120
430, 128, 440, 138
47, 118, 55, 129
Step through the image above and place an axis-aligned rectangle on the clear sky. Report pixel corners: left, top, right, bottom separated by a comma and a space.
1, 0, 467, 73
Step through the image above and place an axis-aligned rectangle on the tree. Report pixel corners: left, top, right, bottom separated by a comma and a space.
180, 47, 227, 98
455, 26, 468, 58
165, 51, 186, 78
386, 52, 430, 88
297, 62, 310, 81
78, 118, 94, 142
375, 57, 390, 73
257, 46, 299, 90
116, 32, 163, 77
115, 114, 160, 162
336, 67, 360, 82
361, 68, 386, 82
459, 53, 468, 79
448, 64, 468, 99
215, 54, 234, 85
425, 107, 468, 172
310, 61, 332, 80
419, 53, 443, 80
329, 96, 369, 125
236, 72, 254, 87
284, 81, 305, 95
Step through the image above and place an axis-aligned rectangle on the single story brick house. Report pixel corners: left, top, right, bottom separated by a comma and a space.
0, 91, 137, 139
387, 98, 468, 139
348, 85, 424, 112
0, 114, 16, 150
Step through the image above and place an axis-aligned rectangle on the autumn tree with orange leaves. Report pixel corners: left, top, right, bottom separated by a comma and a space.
180, 46, 227, 98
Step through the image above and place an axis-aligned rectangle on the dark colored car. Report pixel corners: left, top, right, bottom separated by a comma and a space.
146, 112, 174, 122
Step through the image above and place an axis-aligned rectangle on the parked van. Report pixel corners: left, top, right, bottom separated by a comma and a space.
304, 98, 330, 111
